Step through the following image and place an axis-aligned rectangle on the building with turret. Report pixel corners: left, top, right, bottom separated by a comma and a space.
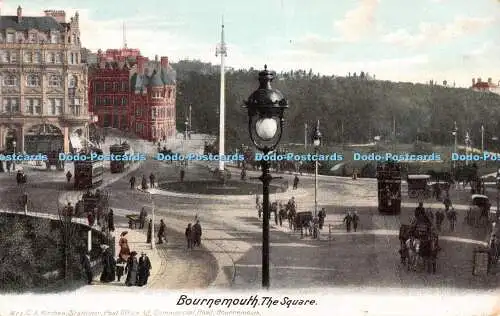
471, 77, 500, 95
0, 6, 88, 153
87, 48, 176, 141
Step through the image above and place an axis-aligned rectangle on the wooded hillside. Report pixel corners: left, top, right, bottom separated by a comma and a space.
173, 60, 500, 151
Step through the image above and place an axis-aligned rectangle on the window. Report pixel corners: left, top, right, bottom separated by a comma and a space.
114, 97, 119, 106
50, 32, 59, 44
48, 74, 61, 87
73, 98, 80, 105
26, 74, 40, 87
68, 75, 77, 88
49, 98, 62, 115
104, 82, 111, 92
2, 98, 19, 113
121, 81, 127, 91
25, 99, 41, 115
152, 108, 157, 118
47, 53, 55, 63
167, 89, 171, 98
6, 32, 14, 43
28, 33, 37, 43
24, 52, 32, 63
3, 74, 17, 86
9, 52, 17, 63
55, 53, 62, 63
72, 34, 77, 44
113, 82, 119, 91
1, 51, 8, 63
93, 82, 102, 92
121, 97, 127, 105
70, 53, 74, 64
33, 52, 41, 63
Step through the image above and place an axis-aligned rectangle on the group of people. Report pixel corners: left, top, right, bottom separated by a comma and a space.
129, 174, 156, 190
255, 195, 327, 239
117, 231, 153, 286
342, 210, 360, 232
185, 218, 203, 249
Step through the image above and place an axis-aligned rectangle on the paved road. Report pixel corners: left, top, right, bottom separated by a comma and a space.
2, 134, 497, 291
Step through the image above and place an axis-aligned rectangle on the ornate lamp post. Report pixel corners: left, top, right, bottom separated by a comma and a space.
12, 140, 17, 170
243, 65, 288, 289
451, 122, 457, 170
312, 120, 321, 217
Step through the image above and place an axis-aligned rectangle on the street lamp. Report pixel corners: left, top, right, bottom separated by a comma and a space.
451, 122, 457, 170
243, 65, 288, 289
12, 140, 17, 170
312, 120, 321, 217
149, 192, 156, 250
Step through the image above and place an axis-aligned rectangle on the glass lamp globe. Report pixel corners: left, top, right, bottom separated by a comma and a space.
313, 139, 320, 147
255, 118, 278, 141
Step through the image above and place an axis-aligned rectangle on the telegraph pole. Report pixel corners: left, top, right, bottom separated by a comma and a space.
304, 123, 308, 149
215, 17, 227, 171
189, 105, 192, 133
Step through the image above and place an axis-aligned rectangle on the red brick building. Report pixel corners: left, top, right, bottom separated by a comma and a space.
87, 48, 176, 141
130, 55, 176, 141
471, 77, 500, 95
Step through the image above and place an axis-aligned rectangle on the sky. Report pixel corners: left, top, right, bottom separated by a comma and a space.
3, 0, 500, 87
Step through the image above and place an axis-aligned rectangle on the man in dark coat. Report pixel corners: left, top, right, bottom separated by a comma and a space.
130, 176, 136, 189
193, 220, 202, 247
108, 209, 115, 232
149, 173, 155, 188
139, 207, 147, 229
81, 251, 93, 284
137, 252, 152, 286
141, 175, 148, 190
158, 219, 166, 244
66, 170, 72, 183
147, 219, 152, 243
180, 168, 185, 182
293, 175, 299, 190
185, 223, 193, 249
100, 245, 116, 283
318, 208, 326, 230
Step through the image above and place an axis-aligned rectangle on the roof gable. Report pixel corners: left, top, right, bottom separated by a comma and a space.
0, 16, 65, 32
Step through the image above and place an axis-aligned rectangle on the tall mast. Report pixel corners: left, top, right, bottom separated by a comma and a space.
215, 16, 227, 171
123, 22, 127, 49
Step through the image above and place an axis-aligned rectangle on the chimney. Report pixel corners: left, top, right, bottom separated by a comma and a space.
17, 6, 22, 23
137, 56, 146, 75
160, 56, 169, 68
44, 10, 66, 23
488, 77, 492, 84
472, 78, 476, 86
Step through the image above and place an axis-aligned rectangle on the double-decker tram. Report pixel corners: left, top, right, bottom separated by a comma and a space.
74, 156, 104, 189
109, 142, 132, 173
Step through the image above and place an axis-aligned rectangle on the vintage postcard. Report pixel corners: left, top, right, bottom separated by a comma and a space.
0, 0, 499, 315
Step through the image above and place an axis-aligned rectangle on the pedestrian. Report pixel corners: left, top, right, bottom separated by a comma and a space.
158, 219, 166, 244
352, 211, 359, 232
293, 175, 299, 190
278, 203, 285, 227
185, 223, 193, 249
139, 207, 147, 229
193, 220, 202, 247
125, 251, 138, 286
271, 202, 278, 225
80, 250, 93, 285
443, 196, 452, 212
240, 168, 246, 180
180, 168, 185, 182
20, 192, 28, 215
119, 231, 131, 261
99, 244, 116, 283
107, 209, 115, 232
149, 173, 155, 188
141, 175, 148, 190
66, 170, 72, 183
257, 202, 262, 219
435, 209, 445, 232
343, 211, 352, 232
129, 176, 136, 190
87, 211, 95, 226
318, 207, 326, 230
312, 215, 319, 239
447, 207, 457, 232
115, 256, 126, 282
147, 219, 152, 243
137, 252, 152, 286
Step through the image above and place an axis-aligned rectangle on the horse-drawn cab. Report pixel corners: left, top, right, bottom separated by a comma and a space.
407, 174, 431, 198
294, 211, 313, 231
466, 194, 491, 225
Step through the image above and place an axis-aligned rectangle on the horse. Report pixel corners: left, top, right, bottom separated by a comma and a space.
406, 237, 421, 271
420, 235, 440, 273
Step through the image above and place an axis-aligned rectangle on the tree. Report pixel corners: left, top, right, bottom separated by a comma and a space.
57, 200, 80, 282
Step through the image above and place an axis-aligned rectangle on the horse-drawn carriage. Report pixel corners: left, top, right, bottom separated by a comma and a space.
75, 189, 110, 222
399, 220, 440, 272
294, 211, 313, 234
407, 174, 431, 198
466, 194, 491, 226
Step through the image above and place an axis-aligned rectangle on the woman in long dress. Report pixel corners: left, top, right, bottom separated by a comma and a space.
99, 245, 116, 283
119, 231, 130, 261
125, 251, 138, 286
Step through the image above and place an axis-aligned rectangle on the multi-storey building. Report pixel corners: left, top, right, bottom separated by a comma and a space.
130, 55, 176, 142
88, 48, 176, 142
471, 77, 500, 95
0, 7, 88, 153
88, 50, 134, 129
